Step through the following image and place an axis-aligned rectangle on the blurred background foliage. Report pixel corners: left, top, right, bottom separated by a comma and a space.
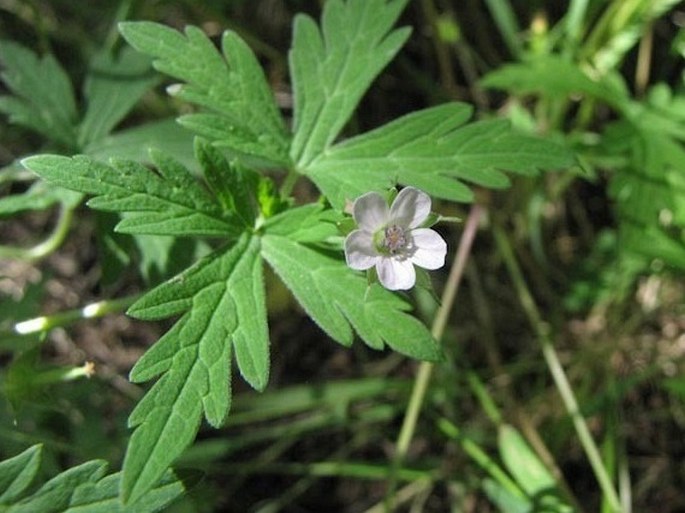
0, 0, 684, 511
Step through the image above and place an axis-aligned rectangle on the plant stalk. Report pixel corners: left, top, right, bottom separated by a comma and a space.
385, 203, 484, 511
492, 221, 623, 513
0, 205, 74, 261
3, 295, 138, 340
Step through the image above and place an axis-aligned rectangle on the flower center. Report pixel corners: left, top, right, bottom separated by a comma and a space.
381, 224, 407, 255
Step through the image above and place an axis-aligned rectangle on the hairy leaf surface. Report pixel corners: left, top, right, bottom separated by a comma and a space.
119, 22, 290, 166
304, 103, 574, 209
289, 0, 411, 168
122, 234, 268, 503
261, 234, 441, 361
22, 153, 241, 237
0, 448, 183, 513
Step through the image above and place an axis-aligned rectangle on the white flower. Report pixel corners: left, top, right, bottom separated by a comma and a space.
344, 187, 447, 290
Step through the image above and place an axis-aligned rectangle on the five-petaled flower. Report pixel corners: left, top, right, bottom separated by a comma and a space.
344, 187, 447, 291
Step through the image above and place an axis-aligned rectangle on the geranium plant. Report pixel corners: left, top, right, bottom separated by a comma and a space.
1, 0, 620, 509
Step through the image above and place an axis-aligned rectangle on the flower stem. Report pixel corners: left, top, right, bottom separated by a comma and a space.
0, 204, 74, 261
31, 361, 96, 385
1, 295, 138, 345
491, 221, 623, 513
385, 204, 483, 511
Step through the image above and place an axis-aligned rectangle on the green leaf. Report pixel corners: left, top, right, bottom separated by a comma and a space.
604, 85, 685, 270
64, 469, 183, 513
256, 177, 289, 219
303, 103, 574, 209
83, 118, 196, 169
261, 203, 341, 243
8, 460, 107, 513
22, 152, 241, 237
194, 138, 259, 226
122, 234, 268, 503
261, 234, 441, 361
0, 446, 183, 513
118, 22, 290, 166
0, 40, 78, 148
289, 0, 411, 168
498, 424, 572, 513
78, 47, 159, 147
498, 425, 556, 496
482, 478, 531, 513
480, 56, 628, 108
0, 445, 42, 503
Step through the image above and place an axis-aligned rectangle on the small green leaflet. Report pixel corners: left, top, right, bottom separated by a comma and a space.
289, 0, 411, 168
303, 103, 575, 209
22, 151, 241, 237
0, 445, 183, 513
261, 233, 442, 362
122, 234, 268, 503
119, 21, 290, 167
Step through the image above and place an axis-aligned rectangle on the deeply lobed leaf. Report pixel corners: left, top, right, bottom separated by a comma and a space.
0, 40, 78, 148
289, 0, 411, 168
0, 445, 183, 513
119, 22, 290, 167
122, 234, 268, 503
22, 153, 241, 237
303, 103, 574, 209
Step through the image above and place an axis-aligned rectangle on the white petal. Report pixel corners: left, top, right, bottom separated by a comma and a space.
353, 192, 389, 232
409, 228, 447, 270
345, 230, 378, 270
390, 187, 431, 229
376, 257, 416, 290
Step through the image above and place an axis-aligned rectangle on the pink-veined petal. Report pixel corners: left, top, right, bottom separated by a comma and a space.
376, 257, 416, 290
345, 230, 378, 270
353, 192, 389, 232
409, 228, 447, 270
390, 187, 431, 229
